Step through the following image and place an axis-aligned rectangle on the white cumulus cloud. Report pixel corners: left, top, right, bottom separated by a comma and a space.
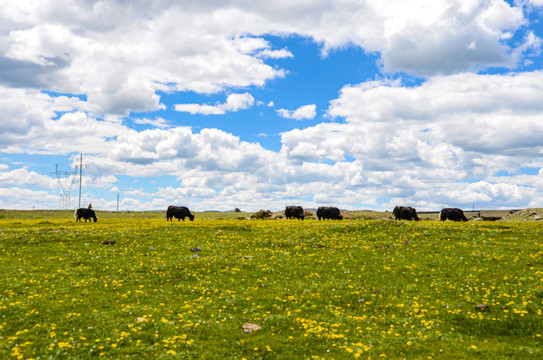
256, 48, 294, 59
277, 104, 317, 120
1, 0, 535, 118
175, 93, 255, 115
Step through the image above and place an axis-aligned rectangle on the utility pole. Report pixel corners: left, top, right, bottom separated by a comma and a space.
117, 192, 120, 212
78, 153, 83, 208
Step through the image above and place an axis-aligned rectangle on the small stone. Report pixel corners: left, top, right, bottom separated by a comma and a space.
475, 304, 489, 312
102, 240, 116, 245
190, 247, 202, 252
242, 323, 261, 333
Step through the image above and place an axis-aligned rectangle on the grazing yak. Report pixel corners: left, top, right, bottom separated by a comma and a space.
440, 208, 468, 222
393, 206, 419, 221
166, 205, 195, 222
74, 207, 97, 222
317, 206, 343, 220
285, 206, 305, 220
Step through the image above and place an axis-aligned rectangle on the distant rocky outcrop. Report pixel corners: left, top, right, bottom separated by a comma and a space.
501, 208, 543, 221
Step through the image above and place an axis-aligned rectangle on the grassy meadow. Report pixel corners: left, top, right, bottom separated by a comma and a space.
0, 211, 542, 359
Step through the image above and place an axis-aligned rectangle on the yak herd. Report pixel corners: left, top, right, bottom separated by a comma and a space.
74, 204, 469, 223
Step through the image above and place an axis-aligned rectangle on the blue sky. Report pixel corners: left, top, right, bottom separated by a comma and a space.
151, 35, 376, 148
1, 0, 543, 211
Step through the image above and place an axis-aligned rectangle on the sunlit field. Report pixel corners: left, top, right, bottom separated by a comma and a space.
0, 213, 542, 359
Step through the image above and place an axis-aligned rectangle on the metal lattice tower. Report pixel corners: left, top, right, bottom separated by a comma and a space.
52, 164, 78, 210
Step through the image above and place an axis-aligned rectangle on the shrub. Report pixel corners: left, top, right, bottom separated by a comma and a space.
250, 209, 273, 219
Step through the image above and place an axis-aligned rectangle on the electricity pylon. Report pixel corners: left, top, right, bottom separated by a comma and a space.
53, 164, 78, 210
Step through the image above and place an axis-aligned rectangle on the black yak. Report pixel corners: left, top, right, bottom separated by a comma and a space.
317, 206, 343, 220
440, 208, 468, 222
166, 205, 195, 221
74, 208, 97, 222
393, 206, 419, 221
285, 206, 305, 220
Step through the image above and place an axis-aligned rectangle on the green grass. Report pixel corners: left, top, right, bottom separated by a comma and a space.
0, 210, 261, 221
0, 214, 542, 359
